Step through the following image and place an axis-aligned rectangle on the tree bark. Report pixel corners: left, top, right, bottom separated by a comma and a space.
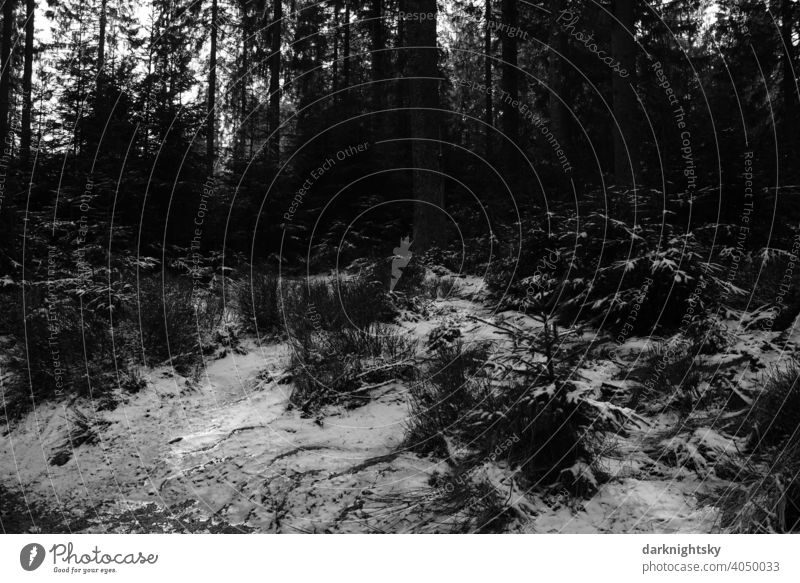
240, 3, 248, 147
611, 0, 638, 187
371, 0, 385, 110
0, 0, 15, 150
484, 0, 493, 156
343, 1, 351, 90
548, 0, 571, 166
405, 0, 445, 253
98, 0, 107, 78
207, 0, 218, 174
268, 0, 282, 163
781, 0, 797, 121
21, 0, 34, 163
332, 0, 339, 94
500, 0, 518, 146
371, 0, 386, 141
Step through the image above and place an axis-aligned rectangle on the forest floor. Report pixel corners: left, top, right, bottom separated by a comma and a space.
0, 276, 784, 533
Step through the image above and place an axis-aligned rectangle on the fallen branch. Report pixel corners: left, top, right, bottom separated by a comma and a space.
356, 358, 416, 379
350, 379, 398, 395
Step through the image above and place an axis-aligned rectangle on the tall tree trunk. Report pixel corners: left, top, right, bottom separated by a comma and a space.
332, 0, 339, 95
268, 0, 281, 163
240, 4, 248, 153
548, 0, 570, 170
395, 0, 409, 159
611, 0, 637, 187
74, 0, 86, 159
371, 0, 386, 141
371, 0, 385, 110
207, 0, 218, 174
405, 0, 445, 253
21, 0, 33, 163
0, 0, 15, 150
343, 1, 351, 90
781, 0, 797, 120
500, 0, 518, 147
484, 0, 493, 156
98, 0, 107, 78
499, 0, 518, 194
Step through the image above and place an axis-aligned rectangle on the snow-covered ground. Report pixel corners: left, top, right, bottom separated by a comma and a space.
0, 276, 776, 533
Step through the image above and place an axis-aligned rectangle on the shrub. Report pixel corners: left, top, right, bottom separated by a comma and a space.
289, 322, 416, 413
193, 284, 226, 339
283, 275, 394, 342
727, 248, 800, 330
420, 274, 461, 300
629, 337, 703, 410
236, 269, 282, 334
713, 441, 800, 533
0, 281, 139, 418
485, 191, 741, 334
425, 469, 515, 533
404, 340, 491, 456
358, 252, 462, 300
464, 378, 618, 491
137, 274, 202, 371
710, 361, 800, 533
407, 321, 631, 496
751, 361, 800, 449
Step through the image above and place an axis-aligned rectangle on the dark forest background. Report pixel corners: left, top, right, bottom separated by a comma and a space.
1, 0, 800, 417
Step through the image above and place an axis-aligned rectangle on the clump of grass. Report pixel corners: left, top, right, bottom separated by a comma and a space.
283, 276, 394, 341
193, 284, 226, 340
421, 275, 461, 300
235, 269, 282, 334
137, 275, 202, 371
289, 322, 416, 414
751, 361, 800, 448
708, 361, 800, 533
712, 443, 800, 533
629, 337, 703, 410
404, 340, 491, 456
425, 470, 515, 533
49, 408, 110, 466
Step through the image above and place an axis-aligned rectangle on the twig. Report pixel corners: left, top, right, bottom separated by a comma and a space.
468, 315, 525, 336
350, 379, 397, 395
356, 358, 416, 379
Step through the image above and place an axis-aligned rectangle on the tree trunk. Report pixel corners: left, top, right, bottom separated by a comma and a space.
98, 0, 107, 78
240, 4, 248, 151
548, 0, 570, 168
332, 0, 339, 95
74, 0, 86, 158
0, 0, 15, 150
371, 0, 386, 141
500, 0, 518, 147
21, 0, 33, 163
484, 0, 493, 156
405, 0, 445, 253
781, 0, 797, 121
611, 0, 637, 187
343, 1, 351, 89
207, 0, 218, 174
371, 0, 385, 110
268, 0, 282, 163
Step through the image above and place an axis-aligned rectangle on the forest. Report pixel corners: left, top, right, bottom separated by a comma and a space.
1, 0, 800, 534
